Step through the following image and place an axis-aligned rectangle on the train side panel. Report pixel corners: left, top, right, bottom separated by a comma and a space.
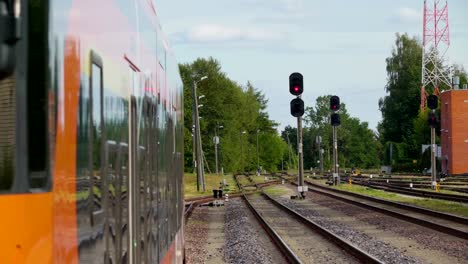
0, 0, 184, 263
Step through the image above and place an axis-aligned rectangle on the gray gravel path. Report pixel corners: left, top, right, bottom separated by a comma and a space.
224, 198, 285, 264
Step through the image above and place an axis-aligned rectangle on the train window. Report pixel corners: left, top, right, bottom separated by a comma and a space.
90, 51, 104, 224
1, 0, 51, 193
0, 76, 15, 191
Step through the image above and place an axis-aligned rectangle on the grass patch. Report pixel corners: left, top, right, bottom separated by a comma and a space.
184, 173, 238, 199
332, 184, 468, 217
250, 175, 277, 184
237, 175, 252, 187
416, 188, 468, 196
263, 185, 290, 196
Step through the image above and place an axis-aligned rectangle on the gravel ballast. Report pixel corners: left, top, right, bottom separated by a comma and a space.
224, 198, 285, 264
277, 197, 422, 264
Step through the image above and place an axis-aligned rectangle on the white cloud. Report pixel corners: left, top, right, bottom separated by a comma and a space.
396, 7, 420, 23
185, 24, 283, 43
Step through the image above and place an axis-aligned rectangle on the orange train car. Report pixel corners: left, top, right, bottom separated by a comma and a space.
0, 0, 185, 263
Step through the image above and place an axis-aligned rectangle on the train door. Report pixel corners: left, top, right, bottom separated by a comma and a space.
140, 95, 154, 263
129, 78, 138, 264
103, 140, 129, 263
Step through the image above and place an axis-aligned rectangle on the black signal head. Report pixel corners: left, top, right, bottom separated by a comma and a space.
289, 72, 303, 96
331, 113, 340, 126
427, 95, 438, 110
290, 97, 304, 117
330, 96, 340, 111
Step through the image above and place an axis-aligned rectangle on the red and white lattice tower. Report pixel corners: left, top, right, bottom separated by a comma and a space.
421, 0, 452, 110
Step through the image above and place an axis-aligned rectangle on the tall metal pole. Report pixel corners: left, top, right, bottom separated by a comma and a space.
286, 132, 292, 169
317, 136, 324, 175
298, 116, 305, 198
192, 127, 198, 190
192, 83, 200, 191
215, 127, 219, 175
431, 117, 436, 189
240, 132, 243, 173
333, 125, 339, 185
320, 148, 324, 175
256, 129, 260, 172
193, 81, 205, 191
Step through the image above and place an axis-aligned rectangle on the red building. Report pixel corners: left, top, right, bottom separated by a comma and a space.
440, 89, 468, 175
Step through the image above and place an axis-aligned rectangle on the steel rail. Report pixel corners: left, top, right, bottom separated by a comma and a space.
261, 192, 383, 264
233, 174, 301, 263
350, 179, 468, 203
243, 194, 302, 264
302, 180, 468, 240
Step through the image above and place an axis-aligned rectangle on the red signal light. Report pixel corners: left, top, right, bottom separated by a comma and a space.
330, 96, 340, 111
289, 73, 303, 96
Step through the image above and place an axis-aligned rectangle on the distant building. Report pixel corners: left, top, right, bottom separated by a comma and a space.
440, 89, 468, 175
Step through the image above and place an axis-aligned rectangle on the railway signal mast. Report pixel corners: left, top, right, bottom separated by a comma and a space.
330, 96, 341, 185
427, 95, 439, 189
420, 0, 452, 110
289, 72, 306, 198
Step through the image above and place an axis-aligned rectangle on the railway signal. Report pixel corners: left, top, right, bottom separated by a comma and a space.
329, 95, 341, 185
330, 96, 340, 111
289, 72, 303, 96
428, 112, 438, 127
290, 97, 304, 117
331, 113, 340, 126
427, 95, 438, 110
288, 72, 305, 198
427, 94, 439, 190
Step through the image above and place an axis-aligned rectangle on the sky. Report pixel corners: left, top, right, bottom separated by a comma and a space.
155, 0, 468, 132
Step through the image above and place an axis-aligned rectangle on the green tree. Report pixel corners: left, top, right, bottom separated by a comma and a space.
180, 57, 285, 173
294, 95, 381, 170
378, 33, 422, 154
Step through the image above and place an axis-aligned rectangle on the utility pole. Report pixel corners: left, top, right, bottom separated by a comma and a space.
316, 136, 323, 175
192, 126, 198, 190
240, 131, 246, 172
320, 149, 324, 175
192, 76, 208, 192
214, 133, 218, 175
286, 132, 292, 169
256, 129, 260, 173
214, 123, 222, 175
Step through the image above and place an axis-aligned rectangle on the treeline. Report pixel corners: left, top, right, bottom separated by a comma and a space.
180, 34, 468, 174
180, 58, 288, 173
378, 33, 468, 172
179, 57, 381, 173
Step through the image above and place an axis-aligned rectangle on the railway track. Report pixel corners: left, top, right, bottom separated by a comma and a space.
243, 192, 383, 263
349, 179, 468, 203
301, 180, 468, 240
233, 174, 382, 263
184, 193, 243, 221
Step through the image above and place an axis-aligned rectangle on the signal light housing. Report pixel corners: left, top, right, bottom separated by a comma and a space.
290, 98, 304, 117
330, 96, 340, 111
427, 95, 438, 110
331, 113, 340, 126
289, 72, 303, 96
428, 112, 438, 127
